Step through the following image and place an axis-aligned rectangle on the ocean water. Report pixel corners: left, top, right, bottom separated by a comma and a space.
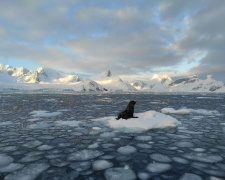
0, 92, 225, 180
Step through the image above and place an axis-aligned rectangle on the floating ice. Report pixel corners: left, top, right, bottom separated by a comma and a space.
174, 141, 195, 148
0, 146, 18, 152
0, 154, 13, 167
92, 160, 113, 170
135, 136, 152, 141
117, 145, 137, 155
4, 162, 50, 180
0, 163, 24, 173
28, 122, 53, 129
136, 143, 152, 149
104, 167, 136, 180
19, 156, 42, 163
191, 148, 206, 152
100, 132, 116, 138
137, 172, 151, 180
37, 145, 54, 151
150, 153, 172, 163
161, 107, 219, 116
179, 173, 203, 180
146, 162, 172, 173
22, 140, 42, 148
50, 159, 68, 167
55, 120, 81, 127
183, 153, 223, 163
93, 110, 180, 133
88, 143, 99, 149
93, 127, 101, 130
0, 121, 13, 126
172, 157, 189, 164
30, 110, 62, 117
68, 150, 103, 161
69, 161, 91, 171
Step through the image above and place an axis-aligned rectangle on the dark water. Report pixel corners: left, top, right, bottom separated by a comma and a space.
0, 92, 225, 180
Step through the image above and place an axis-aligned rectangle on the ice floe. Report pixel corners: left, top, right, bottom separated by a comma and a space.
0, 121, 13, 126
161, 107, 220, 116
0, 154, 13, 167
54, 120, 81, 127
146, 162, 172, 173
104, 167, 136, 180
150, 153, 172, 163
30, 110, 62, 117
117, 145, 137, 155
68, 150, 103, 161
183, 153, 223, 163
0, 163, 24, 173
92, 160, 113, 170
179, 173, 203, 180
93, 110, 181, 133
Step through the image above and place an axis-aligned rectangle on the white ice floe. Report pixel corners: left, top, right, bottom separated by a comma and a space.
104, 167, 136, 180
28, 122, 53, 129
117, 145, 137, 155
22, 140, 42, 148
161, 108, 220, 116
0, 121, 13, 126
100, 132, 116, 138
92, 160, 113, 170
174, 141, 195, 148
183, 153, 223, 163
0, 163, 24, 173
0, 154, 13, 167
68, 150, 103, 161
136, 143, 152, 149
54, 120, 81, 127
4, 162, 49, 180
179, 173, 203, 180
30, 110, 62, 117
137, 172, 151, 180
37, 145, 54, 151
93, 110, 180, 133
150, 153, 172, 163
172, 157, 189, 164
88, 143, 99, 149
146, 162, 172, 173
69, 161, 91, 171
135, 136, 152, 141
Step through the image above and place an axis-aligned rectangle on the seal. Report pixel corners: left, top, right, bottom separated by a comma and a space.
116, 100, 138, 120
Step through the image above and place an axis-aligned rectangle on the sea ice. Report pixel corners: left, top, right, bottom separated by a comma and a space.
137, 172, 151, 180
150, 153, 172, 163
88, 143, 99, 149
4, 162, 50, 180
172, 157, 189, 164
183, 153, 223, 163
179, 173, 203, 180
92, 160, 113, 170
22, 140, 42, 148
54, 120, 81, 127
28, 122, 53, 129
0, 121, 13, 126
0, 154, 13, 167
37, 145, 54, 151
104, 167, 136, 180
30, 110, 62, 117
117, 145, 137, 155
136, 143, 152, 149
68, 150, 103, 161
69, 161, 91, 171
93, 110, 180, 133
100, 132, 116, 138
174, 141, 195, 148
50, 159, 68, 167
146, 162, 172, 173
0, 163, 24, 173
19, 156, 42, 163
135, 136, 152, 141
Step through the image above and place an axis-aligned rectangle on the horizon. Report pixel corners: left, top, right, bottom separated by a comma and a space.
0, 1, 225, 82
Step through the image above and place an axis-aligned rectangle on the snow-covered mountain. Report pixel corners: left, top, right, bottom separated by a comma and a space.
0, 64, 79, 84
93, 70, 137, 92
0, 64, 225, 92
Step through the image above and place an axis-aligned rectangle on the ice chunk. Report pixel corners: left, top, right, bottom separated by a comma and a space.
183, 153, 223, 163
174, 141, 195, 148
30, 110, 62, 117
0, 163, 24, 173
23, 140, 42, 148
88, 143, 99, 149
55, 120, 81, 127
161, 108, 190, 115
69, 161, 91, 171
179, 173, 203, 180
191, 148, 206, 152
150, 153, 172, 163
146, 163, 172, 173
117, 145, 137, 155
137, 172, 151, 180
0, 121, 13, 126
28, 122, 53, 129
100, 132, 116, 138
104, 167, 136, 180
135, 136, 152, 141
50, 159, 68, 167
93, 110, 180, 133
4, 162, 49, 180
0, 154, 13, 167
37, 145, 54, 151
161, 108, 219, 116
172, 157, 189, 164
92, 160, 113, 170
19, 156, 42, 163
93, 127, 101, 130
68, 150, 103, 161
0, 146, 18, 152
136, 143, 152, 149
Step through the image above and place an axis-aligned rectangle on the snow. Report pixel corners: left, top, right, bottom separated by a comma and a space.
161, 108, 220, 116
117, 145, 137, 155
92, 160, 113, 170
179, 173, 203, 180
68, 150, 103, 161
93, 110, 181, 133
146, 162, 172, 173
104, 167, 136, 180
4, 162, 49, 180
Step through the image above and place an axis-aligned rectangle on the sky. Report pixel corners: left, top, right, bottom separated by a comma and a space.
0, 0, 225, 82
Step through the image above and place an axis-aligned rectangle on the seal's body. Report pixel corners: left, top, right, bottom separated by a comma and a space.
116, 100, 138, 120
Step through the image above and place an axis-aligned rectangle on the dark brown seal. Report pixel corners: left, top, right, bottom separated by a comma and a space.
116, 100, 138, 120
